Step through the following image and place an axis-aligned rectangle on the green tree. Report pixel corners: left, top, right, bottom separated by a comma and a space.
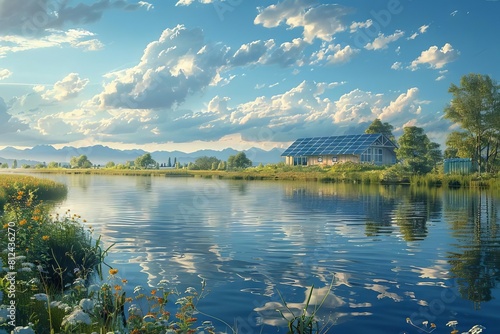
217, 161, 226, 170
444, 73, 500, 173
365, 118, 396, 142
227, 152, 252, 169
70, 155, 92, 168
0, 162, 8, 168
134, 153, 156, 169
105, 161, 116, 168
193, 156, 220, 170
47, 161, 59, 168
444, 131, 476, 159
167, 157, 172, 167
12, 159, 17, 169
396, 126, 441, 174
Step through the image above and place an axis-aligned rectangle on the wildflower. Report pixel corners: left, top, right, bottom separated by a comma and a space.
19, 219, 27, 226
114, 285, 122, 291
109, 268, 119, 275
2, 223, 8, 229
79, 298, 94, 312
185, 287, 197, 294
61, 308, 92, 326
151, 289, 157, 295
446, 321, 458, 327
42, 235, 50, 241
128, 304, 142, 316
133, 285, 144, 294
468, 325, 486, 334
32, 293, 48, 301
122, 279, 128, 284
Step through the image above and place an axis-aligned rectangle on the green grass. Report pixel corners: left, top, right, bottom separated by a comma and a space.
0, 174, 68, 210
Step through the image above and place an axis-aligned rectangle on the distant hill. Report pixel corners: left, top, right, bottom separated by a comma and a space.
0, 145, 285, 166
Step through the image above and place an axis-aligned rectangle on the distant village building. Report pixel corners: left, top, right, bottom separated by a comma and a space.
281, 134, 397, 166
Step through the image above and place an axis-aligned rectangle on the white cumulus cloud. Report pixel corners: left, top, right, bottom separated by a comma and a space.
0, 68, 12, 80
255, 1, 352, 43
95, 25, 230, 109
410, 43, 459, 70
41, 73, 90, 101
364, 30, 405, 50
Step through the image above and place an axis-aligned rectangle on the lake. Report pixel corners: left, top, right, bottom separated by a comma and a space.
37, 174, 500, 333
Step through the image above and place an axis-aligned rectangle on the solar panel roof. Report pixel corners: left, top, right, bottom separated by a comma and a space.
281, 134, 389, 156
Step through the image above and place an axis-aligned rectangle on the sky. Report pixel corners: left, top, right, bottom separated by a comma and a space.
0, 0, 499, 153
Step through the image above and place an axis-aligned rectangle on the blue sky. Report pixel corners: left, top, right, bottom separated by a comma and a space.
0, 0, 499, 152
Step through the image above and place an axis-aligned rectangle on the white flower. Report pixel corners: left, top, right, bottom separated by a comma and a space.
21, 262, 35, 268
79, 298, 94, 312
14, 256, 26, 261
185, 287, 196, 294
128, 304, 142, 316
175, 297, 188, 305
446, 320, 458, 327
61, 308, 92, 326
12, 327, 35, 334
32, 293, 48, 301
467, 325, 486, 334
19, 267, 32, 272
133, 285, 144, 294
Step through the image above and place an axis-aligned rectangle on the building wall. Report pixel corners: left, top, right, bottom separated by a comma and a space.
307, 154, 359, 166
284, 146, 396, 166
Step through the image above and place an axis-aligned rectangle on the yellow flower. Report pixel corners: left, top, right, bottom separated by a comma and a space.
2, 223, 8, 229
114, 285, 122, 291
42, 235, 50, 241
19, 219, 27, 226
109, 268, 119, 275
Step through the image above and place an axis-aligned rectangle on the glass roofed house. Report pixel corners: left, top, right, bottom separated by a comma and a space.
281, 133, 397, 166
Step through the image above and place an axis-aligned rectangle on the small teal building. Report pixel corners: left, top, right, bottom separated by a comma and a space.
443, 158, 474, 175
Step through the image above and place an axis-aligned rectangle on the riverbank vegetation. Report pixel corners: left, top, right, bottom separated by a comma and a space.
0, 174, 68, 210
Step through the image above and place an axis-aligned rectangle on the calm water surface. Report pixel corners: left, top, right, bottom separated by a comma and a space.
39, 174, 500, 333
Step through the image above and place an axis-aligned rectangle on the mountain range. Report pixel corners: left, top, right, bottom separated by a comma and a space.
0, 145, 285, 166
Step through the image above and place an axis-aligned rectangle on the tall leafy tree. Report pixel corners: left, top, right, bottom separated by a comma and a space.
70, 155, 92, 168
444, 73, 500, 173
396, 126, 441, 174
12, 159, 17, 169
228, 152, 252, 169
365, 118, 396, 142
193, 156, 220, 170
134, 153, 156, 169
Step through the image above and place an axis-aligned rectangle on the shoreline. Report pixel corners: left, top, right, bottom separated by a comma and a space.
2, 167, 498, 188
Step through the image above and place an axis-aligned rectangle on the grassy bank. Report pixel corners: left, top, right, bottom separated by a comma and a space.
0, 174, 68, 209
7, 164, 500, 188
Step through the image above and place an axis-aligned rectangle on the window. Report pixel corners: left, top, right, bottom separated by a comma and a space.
332, 156, 337, 162
317, 156, 323, 163
361, 148, 372, 162
293, 156, 308, 165
375, 148, 383, 163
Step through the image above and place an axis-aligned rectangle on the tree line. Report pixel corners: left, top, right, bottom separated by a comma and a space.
8, 151, 253, 171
